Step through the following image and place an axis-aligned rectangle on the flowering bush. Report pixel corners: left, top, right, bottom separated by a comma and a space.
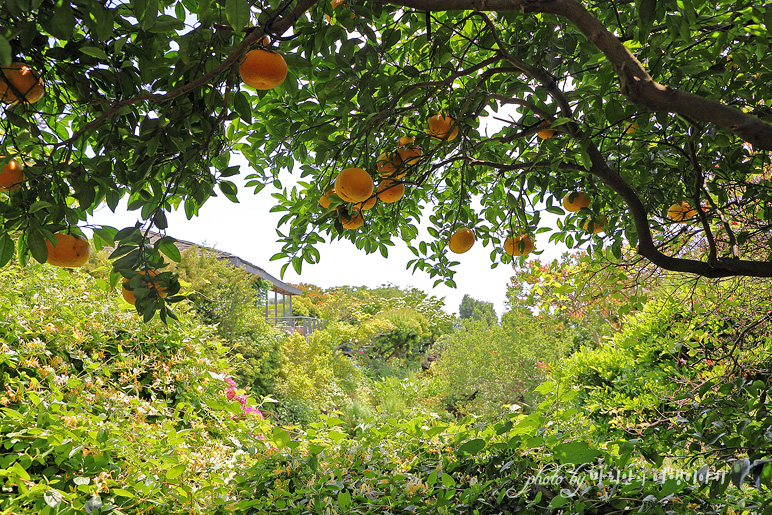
0, 263, 275, 513
224, 376, 264, 419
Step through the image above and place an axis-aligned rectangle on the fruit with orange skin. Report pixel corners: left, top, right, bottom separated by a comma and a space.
667, 202, 695, 221
537, 121, 555, 139
397, 145, 422, 166
45, 233, 90, 267
377, 179, 405, 203
562, 192, 591, 212
122, 269, 168, 305
449, 228, 475, 254
427, 114, 459, 141
398, 136, 415, 147
353, 195, 376, 211
377, 152, 405, 179
504, 234, 534, 257
320, 188, 336, 209
341, 211, 364, 229
335, 167, 374, 203
0, 62, 44, 104
583, 215, 608, 234
0, 158, 25, 192
239, 49, 287, 90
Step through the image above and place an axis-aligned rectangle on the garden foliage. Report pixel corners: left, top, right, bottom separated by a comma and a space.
0, 263, 274, 513
3, 256, 772, 513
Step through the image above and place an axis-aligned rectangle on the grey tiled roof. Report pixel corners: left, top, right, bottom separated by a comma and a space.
145, 231, 301, 296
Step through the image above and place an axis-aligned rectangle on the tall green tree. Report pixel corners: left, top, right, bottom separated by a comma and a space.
459, 293, 497, 325
2, 0, 772, 320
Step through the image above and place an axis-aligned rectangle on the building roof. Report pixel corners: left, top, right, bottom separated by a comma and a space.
145, 232, 301, 296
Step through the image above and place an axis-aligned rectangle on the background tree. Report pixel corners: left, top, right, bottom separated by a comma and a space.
458, 293, 498, 325
1, 0, 772, 320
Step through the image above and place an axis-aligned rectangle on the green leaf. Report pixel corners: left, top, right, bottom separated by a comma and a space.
225, 0, 250, 33
141, 0, 158, 29
234, 91, 252, 124
111, 488, 134, 498
48, 1, 76, 39
730, 458, 750, 488
548, 495, 571, 509
92, 226, 117, 248
511, 412, 543, 436
337, 491, 351, 510
534, 381, 554, 395
544, 205, 565, 216
638, 0, 657, 40
0, 233, 14, 267
553, 441, 603, 464
27, 229, 49, 264
9, 462, 30, 481
327, 430, 346, 442
166, 463, 186, 480
80, 46, 109, 60
157, 237, 181, 262
272, 427, 291, 448
0, 36, 11, 66
457, 438, 486, 455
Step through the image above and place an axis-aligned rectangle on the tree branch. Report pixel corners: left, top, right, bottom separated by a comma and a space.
53, 0, 319, 149
379, 0, 772, 150
583, 141, 772, 278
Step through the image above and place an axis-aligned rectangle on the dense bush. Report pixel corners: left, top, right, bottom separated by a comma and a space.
432, 312, 572, 417
272, 331, 364, 425
371, 307, 431, 359
170, 249, 283, 395
290, 295, 318, 318
0, 263, 275, 513
231, 404, 765, 514
546, 277, 772, 501
171, 248, 270, 338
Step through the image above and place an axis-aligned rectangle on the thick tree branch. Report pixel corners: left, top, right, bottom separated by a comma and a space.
380, 0, 772, 150
583, 142, 772, 278
687, 136, 718, 262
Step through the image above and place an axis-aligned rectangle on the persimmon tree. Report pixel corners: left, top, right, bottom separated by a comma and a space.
1, 0, 772, 319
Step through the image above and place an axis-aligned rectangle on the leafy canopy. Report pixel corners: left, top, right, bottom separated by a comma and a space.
1, 0, 772, 319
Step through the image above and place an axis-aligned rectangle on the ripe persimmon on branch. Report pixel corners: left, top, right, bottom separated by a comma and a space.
1, 0, 771, 320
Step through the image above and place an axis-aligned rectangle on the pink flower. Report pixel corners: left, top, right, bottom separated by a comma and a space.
244, 406, 263, 418
225, 377, 237, 388
226, 389, 236, 400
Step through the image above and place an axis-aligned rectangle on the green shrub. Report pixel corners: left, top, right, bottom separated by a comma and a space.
171, 248, 270, 339
372, 307, 430, 359
0, 263, 275, 514
291, 295, 318, 318
432, 313, 571, 417
171, 248, 283, 395
274, 331, 365, 424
